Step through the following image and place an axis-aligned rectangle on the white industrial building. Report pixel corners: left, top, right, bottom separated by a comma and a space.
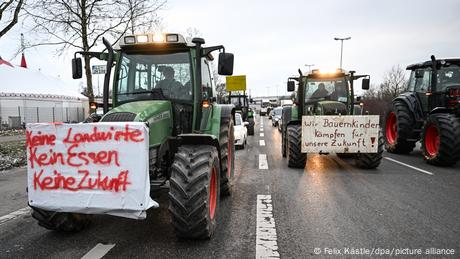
0, 62, 88, 128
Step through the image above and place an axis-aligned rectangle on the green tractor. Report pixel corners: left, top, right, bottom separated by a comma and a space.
281, 68, 384, 169
228, 91, 255, 135
384, 56, 460, 166
31, 33, 237, 239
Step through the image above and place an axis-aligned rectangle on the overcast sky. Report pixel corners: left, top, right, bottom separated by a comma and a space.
1, 0, 459, 97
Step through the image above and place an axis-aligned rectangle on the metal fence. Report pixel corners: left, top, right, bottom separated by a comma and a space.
0, 106, 86, 129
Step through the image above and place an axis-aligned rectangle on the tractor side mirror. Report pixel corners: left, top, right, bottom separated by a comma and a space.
362, 78, 370, 90
356, 96, 362, 102
72, 58, 82, 79
218, 52, 234, 75
287, 81, 295, 92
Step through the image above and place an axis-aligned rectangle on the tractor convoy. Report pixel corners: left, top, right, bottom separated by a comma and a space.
26, 30, 459, 241
384, 56, 460, 166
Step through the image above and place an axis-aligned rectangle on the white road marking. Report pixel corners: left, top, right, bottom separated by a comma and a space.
260, 133, 264, 137
261, 128, 264, 132
0, 207, 30, 225
256, 195, 280, 259
384, 157, 434, 176
260, 140, 266, 146
81, 243, 116, 259
259, 154, 268, 169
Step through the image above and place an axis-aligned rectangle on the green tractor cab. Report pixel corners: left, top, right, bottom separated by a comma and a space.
281, 68, 383, 169
228, 91, 255, 135
32, 33, 237, 239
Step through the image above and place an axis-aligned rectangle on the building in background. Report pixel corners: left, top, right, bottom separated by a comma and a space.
0, 59, 88, 128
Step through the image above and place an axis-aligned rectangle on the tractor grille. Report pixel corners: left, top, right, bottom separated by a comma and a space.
100, 112, 137, 122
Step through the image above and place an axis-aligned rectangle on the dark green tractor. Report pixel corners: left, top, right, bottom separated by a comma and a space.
228, 91, 255, 135
384, 56, 460, 166
281, 69, 384, 169
31, 33, 237, 239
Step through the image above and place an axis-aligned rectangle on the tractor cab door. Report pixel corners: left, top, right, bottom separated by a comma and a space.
412, 69, 431, 113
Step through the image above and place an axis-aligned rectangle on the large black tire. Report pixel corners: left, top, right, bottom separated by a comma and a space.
219, 117, 235, 196
169, 145, 221, 239
421, 114, 460, 166
354, 130, 384, 169
384, 101, 417, 153
247, 118, 255, 136
336, 153, 354, 159
287, 125, 306, 168
31, 207, 91, 232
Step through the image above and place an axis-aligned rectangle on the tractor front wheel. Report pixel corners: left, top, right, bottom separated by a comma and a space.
384, 101, 416, 153
31, 207, 91, 232
287, 125, 306, 168
354, 130, 384, 169
169, 145, 220, 239
421, 114, 460, 166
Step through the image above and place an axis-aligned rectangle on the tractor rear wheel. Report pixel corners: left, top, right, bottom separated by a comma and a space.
384, 101, 416, 153
287, 125, 306, 168
281, 130, 287, 157
247, 118, 255, 136
421, 114, 460, 166
31, 207, 91, 232
219, 117, 235, 196
354, 130, 384, 169
169, 145, 220, 239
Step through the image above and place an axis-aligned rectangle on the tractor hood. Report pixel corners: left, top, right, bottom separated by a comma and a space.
315, 101, 348, 115
101, 100, 173, 147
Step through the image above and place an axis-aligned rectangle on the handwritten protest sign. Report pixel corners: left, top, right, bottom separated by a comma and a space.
26, 122, 157, 219
301, 115, 380, 153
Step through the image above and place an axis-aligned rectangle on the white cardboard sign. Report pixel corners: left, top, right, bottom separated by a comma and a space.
301, 115, 380, 153
26, 122, 157, 219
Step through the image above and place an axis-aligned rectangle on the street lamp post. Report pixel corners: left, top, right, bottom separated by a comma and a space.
334, 37, 351, 69
304, 64, 315, 72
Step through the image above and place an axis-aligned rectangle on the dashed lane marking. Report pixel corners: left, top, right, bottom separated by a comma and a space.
0, 207, 30, 225
81, 243, 116, 259
260, 140, 266, 146
260, 133, 264, 137
259, 154, 268, 169
256, 195, 280, 259
384, 157, 434, 176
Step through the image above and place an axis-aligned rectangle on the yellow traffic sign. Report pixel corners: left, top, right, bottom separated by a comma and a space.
226, 75, 246, 91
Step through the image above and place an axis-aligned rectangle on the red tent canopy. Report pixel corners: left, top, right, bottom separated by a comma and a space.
20, 53, 27, 68
0, 58, 14, 67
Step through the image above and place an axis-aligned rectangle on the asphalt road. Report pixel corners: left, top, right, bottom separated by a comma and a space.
0, 115, 459, 258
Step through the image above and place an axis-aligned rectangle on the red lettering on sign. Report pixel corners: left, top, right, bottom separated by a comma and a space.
33, 169, 131, 192
26, 130, 56, 148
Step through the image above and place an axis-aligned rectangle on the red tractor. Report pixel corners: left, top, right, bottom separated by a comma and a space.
384, 56, 460, 166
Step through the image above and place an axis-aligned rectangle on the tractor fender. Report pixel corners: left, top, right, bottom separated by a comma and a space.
429, 107, 455, 115
220, 104, 235, 121
174, 134, 223, 173
393, 92, 424, 121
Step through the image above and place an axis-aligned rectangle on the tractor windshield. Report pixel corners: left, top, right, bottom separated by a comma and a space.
304, 77, 349, 104
230, 96, 247, 107
116, 52, 192, 103
437, 65, 460, 91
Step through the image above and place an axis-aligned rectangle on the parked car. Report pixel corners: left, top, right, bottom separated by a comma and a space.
234, 113, 248, 149
272, 107, 283, 127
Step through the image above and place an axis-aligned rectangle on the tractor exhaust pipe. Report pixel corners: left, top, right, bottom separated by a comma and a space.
102, 38, 114, 114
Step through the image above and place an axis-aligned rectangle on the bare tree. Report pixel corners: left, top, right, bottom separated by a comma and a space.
380, 65, 407, 100
24, 0, 165, 101
0, 0, 24, 38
